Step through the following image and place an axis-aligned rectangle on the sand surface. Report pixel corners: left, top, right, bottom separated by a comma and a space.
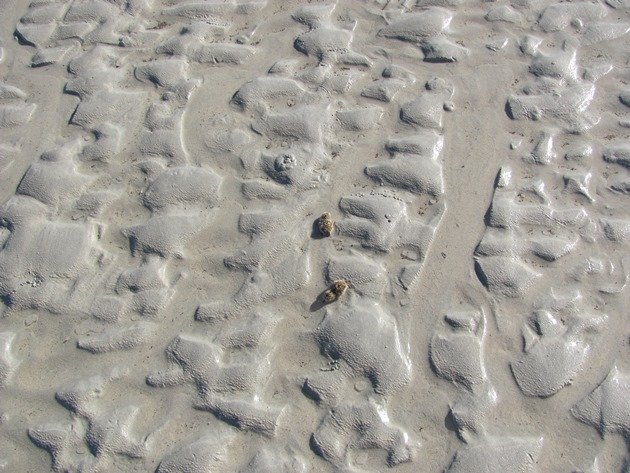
0, 0, 629, 471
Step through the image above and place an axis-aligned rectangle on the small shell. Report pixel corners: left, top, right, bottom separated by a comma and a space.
318, 212, 334, 237
323, 279, 348, 303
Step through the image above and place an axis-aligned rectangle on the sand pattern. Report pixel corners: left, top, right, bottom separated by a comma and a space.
0, 0, 628, 471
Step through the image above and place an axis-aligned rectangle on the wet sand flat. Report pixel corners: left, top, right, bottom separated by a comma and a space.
0, 0, 629, 471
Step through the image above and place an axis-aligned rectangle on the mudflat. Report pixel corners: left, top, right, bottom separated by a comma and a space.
0, 0, 629, 471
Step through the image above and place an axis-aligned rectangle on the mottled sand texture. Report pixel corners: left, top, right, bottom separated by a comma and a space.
0, 0, 629, 471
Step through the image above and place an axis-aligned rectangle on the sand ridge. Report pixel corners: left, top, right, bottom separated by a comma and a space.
0, 0, 628, 471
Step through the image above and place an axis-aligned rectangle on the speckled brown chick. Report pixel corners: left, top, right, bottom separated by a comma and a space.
318, 212, 334, 237
323, 279, 348, 303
